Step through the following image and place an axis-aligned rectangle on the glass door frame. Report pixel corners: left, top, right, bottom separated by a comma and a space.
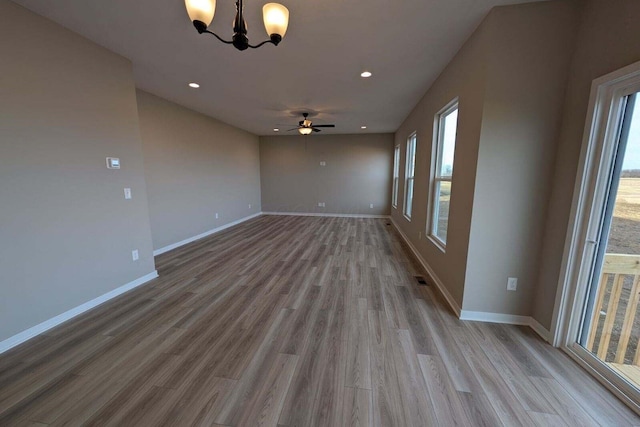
552, 60, 640, 414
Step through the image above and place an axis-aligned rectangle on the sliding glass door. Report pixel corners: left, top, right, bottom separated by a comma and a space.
558, 62, 640, 411
578, 93, 640, 389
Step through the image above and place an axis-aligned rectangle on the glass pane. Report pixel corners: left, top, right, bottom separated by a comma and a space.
435, 180, 451, 242
393, 146, 400, 178
406, 177, 414, 217
393, 177, 399, 206
581, 93, 640, 389
410, 137, 417, 177
440, 108, 458, 177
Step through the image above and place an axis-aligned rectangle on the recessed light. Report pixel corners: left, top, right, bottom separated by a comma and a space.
361, 126, 367, 129
188, 82, 200, 88
273, 128, 279, 132
360, 71, 372, 78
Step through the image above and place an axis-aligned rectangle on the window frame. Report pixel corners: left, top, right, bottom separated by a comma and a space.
552, 61, 640, 411
403, 133, 417, 220
392, 145, 400, 209
428, 99, 459, 250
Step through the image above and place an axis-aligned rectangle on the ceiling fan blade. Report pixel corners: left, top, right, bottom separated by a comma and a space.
287, 127, 301, 131
312, 128, 322, 132
311, 124, 335, 128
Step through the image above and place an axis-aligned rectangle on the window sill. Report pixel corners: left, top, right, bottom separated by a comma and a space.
428, 235, 446, 253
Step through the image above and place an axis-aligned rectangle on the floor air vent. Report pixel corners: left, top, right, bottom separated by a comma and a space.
415, 276, 428, 286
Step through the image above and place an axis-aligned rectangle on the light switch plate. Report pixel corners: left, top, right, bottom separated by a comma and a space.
124, 188, 132, 200
106, 157, 120, 169
132, 250, 139, 261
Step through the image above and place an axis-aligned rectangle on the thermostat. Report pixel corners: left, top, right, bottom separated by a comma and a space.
106, 157, 121, 169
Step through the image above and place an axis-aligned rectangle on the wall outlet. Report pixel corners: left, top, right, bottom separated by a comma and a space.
507, 277, 518, 291
248, 204, 252, 209
370, 203, 374, 209
215, 213, 219, 219
318, 202, 325, 207
132, 250, 139, 261
124, 188, 132, 200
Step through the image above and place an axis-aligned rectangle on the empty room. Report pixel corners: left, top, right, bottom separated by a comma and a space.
2, 0, 640, 425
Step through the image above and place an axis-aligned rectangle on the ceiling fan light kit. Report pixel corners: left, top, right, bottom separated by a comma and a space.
287, 113, 336, 135
184, 0, 289, 51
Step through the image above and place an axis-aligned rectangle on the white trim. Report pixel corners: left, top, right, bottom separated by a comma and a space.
262, 212, 390, 219
390, 217, 462, 316
392, 144, 400, 208
428, 98, 459, 248
459, 311, 550, 342
563, 344, 640, 416
549, 60, 640, 413
403, 132, 417, 219
390, 217, 550, 341
552, 59, 640, 346
529, 317, 551, 342
0, 270, 159, 354
153, 212, 262, 256
460, 310, 530, 325
427, 235, 446, 254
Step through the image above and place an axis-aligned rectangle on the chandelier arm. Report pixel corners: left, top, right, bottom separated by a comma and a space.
202, 30, 234, 45
248, 39, 276, 49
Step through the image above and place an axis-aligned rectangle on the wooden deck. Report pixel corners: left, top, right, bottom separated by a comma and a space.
611, 363, 640, 390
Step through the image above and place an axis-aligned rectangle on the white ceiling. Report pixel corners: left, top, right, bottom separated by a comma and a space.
13, 0, 541, 136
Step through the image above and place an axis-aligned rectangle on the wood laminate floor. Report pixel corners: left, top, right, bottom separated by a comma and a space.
1, 215, 639, 426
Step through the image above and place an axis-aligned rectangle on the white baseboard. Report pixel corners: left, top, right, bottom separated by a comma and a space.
460, 310, 531, 325
0, 270, 159, 354
153, 212, 263, 256
262, 211, 390, 219
389, 217, 462, 316
528, 317, 551, 342
458, 307, 551, 342
389, 218, 551, 342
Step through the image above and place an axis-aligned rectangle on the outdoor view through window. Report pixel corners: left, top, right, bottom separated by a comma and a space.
583, 93, 640, 390
432, 105, 457, 245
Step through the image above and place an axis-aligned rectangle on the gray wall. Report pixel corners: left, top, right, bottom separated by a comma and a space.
0, 2, 156, 341
391, 15, 489, 307
533, 0, 640, 329
137, 91, 261, 251
463, 1, 578, 315
260, 134, 394, 215
392, 0, 577, 313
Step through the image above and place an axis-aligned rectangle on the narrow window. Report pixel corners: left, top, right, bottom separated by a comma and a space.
403, 133, 417, 220
430, 101, 458, 247
392, 145, 400, 208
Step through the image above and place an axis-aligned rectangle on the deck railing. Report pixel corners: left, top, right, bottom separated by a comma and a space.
586, 254, 640, 365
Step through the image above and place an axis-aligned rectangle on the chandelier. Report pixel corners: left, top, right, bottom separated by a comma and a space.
184, 0, 290, 51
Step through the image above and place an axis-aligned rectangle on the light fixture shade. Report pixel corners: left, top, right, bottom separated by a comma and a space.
299, 127, 312, 135
263, 3, 289, 38
185, 0, 216, 26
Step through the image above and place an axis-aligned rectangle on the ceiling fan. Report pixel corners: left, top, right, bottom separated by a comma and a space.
287, 113, 335, 135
